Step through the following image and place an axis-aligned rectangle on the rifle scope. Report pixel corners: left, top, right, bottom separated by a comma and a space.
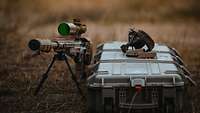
58, 22, 87, 36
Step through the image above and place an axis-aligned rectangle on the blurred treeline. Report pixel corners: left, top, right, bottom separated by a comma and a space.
0, 0, 200, 26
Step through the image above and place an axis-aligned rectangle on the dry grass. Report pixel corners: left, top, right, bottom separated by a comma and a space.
0, 0, 200, 113
0, 21, 200, 113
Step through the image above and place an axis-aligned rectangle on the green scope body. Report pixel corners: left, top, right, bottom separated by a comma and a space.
28, 39, 83, 52
58, 22, 87, 36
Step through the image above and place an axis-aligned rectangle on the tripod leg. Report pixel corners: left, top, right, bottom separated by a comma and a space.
63, 56, 85, 99
34, 56, 56, 95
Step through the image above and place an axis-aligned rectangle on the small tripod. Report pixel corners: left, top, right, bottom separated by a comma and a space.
34, 51, 85, 99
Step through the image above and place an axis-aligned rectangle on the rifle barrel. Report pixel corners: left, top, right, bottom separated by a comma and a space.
28, 39, 83, 52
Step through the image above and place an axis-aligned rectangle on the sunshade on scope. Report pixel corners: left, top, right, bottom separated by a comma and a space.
58, 22, 87, 36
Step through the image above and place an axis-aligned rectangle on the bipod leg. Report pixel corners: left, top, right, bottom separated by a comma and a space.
80, 61, 85, 80
63, 55, 86, 100
79, 54, 86, 80
34, 55, 56, 95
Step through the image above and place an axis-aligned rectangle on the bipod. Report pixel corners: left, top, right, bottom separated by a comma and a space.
34, 52, 85, 100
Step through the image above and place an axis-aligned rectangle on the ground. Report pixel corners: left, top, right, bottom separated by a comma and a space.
0, 22, 200, 113
0, 0, 200, 113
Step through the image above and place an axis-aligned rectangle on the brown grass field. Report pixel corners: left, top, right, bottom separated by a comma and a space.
0, 0, 200, 113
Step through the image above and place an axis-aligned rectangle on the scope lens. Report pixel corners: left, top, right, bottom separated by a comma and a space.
58, 23, 70, 36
